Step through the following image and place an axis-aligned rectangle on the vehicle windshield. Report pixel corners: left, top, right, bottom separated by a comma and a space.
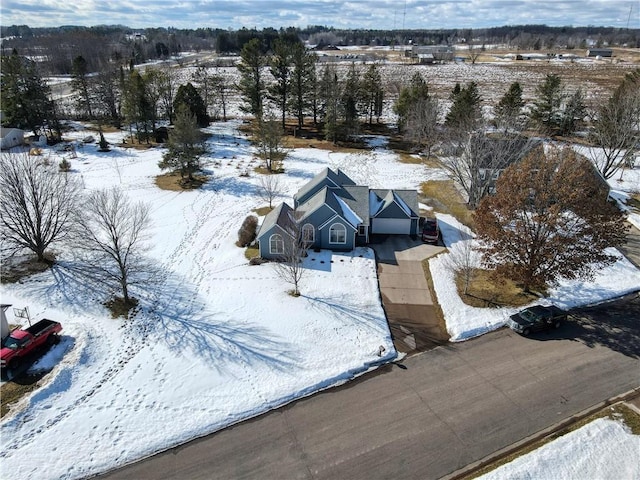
3, 337, 20, 350
423, 220, 437, 232
519, 310, 537, 322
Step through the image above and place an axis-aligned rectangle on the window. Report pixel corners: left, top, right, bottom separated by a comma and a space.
269, 234, 284, 254
329, 223, 346, 244
302, 224, 315, 243
358, 225, 366, 236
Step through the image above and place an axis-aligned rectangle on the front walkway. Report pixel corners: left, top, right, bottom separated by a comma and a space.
370, 236, 448, 354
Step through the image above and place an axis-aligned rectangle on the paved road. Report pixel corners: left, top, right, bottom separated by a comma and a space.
98, 294, 640, 480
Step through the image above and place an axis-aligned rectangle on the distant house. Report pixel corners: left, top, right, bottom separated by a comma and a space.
256, 168, 420, 259
586, 48, 613, 58
405, 45, 455, 64
0, 127, 25, 150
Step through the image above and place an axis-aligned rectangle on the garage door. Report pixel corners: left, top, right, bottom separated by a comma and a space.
371, 218, 411, 234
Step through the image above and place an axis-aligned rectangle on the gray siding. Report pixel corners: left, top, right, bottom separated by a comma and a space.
376, 201, 410, 219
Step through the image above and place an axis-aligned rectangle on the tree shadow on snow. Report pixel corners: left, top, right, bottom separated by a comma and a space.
302, 294, 389, 335
133, 275, 301, 374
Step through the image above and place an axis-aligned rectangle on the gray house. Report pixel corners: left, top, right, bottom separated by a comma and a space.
0, 127, 25, 150
256, 168, 420, 259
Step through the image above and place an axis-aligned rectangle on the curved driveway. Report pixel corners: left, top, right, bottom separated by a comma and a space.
98, 294, 640, 480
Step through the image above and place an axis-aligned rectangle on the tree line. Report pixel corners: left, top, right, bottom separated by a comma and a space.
2, 23, 638, 76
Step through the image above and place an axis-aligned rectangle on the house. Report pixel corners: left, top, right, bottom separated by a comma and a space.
586, 48, 613, 58
0, 127, 25, 150
256, 168, 420, 259
405, 45, 455, 64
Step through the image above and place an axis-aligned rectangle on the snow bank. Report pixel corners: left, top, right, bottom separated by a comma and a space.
479, 418, 640, 480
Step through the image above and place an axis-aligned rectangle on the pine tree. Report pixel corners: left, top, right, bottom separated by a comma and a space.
268, 38, 294, 130
445, 82, 482, 132
394, 72, 430, 132
1, 49, 55, 136
494, 82, 524, 133
71, 55, 94, 119
288, 42, 317, 128
342, 63, 361, 138
319, 64, 341, 144
237, 38, 267, 121
174, 82, 209, 127
529, 73, 564, 135
159, 106, 206, 181
361, 63, 384, 125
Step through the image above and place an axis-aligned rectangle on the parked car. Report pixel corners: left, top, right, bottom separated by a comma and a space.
421, 218, 439, 243
508, 305, 567, 335
1, 319, 62, 371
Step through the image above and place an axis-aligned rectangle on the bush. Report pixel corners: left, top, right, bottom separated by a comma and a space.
59, 158, 72, 172
98, 132, 110, 152
237, 215, 259, 247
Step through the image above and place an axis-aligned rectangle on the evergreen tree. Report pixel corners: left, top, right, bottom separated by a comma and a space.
122, 70, 153, 143
268, 38, 294, 130
93, 62, 122, 128
445, 81, 482, 132
494, 82, 524, 133
288, 41, 317, 128
318, 64, 341, 144
394, 72, 430, 132
529, 73, 564, 135
174, 82, 209, 127
342, 63, 361, 138
237, 38, 267, 121
0, 49, 55, 136
71, 55, 94, 119
159, 106, 207, 181
558, 88, 585, 136
361, 63, 384, 125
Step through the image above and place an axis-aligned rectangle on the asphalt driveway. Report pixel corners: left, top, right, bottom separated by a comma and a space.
370, 235, 448, 354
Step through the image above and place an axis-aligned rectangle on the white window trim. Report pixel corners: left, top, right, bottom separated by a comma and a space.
269, 233, 284, 254
329, 223, 347, 244
302, 223, 315, 243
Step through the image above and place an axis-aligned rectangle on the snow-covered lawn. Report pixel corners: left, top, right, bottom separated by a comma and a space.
2, 121, 639, 479
479, 417, 640, 480
1, 123, 429, 480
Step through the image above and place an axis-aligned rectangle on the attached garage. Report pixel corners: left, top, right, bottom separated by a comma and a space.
371, 217, 411, 234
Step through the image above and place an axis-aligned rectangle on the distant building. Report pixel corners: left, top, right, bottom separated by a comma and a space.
586, 48, 613, 58
405, 45, 455, 64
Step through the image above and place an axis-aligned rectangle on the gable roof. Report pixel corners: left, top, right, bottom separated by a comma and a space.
297, 186, 363, 229
370, 189, 419, 218
293, 167, 355, 205
256, 202, 294, 240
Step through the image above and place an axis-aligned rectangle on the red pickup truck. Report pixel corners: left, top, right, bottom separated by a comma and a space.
1, 319, 62, 370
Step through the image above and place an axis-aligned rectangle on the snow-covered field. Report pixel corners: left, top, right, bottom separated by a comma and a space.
2, 120, 639, 478
479, 417, 640, 480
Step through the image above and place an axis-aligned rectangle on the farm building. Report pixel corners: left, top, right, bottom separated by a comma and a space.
586, 48, 613, 57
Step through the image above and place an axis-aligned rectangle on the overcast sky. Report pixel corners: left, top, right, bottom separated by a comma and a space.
1, 0, 638, 30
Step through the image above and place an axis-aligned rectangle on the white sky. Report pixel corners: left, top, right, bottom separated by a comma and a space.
0, 0, 638, 30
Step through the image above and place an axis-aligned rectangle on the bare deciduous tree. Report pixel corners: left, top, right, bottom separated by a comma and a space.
588, 71, 640, 179
475, 147, 627, 292
273, 210, 311, 296
257, 174, 282, 209
0, 152, 81, 262
441, 133, 536, 208
404, 96, 441, 161
444, 230, 480, 295
75, 187, 152, 307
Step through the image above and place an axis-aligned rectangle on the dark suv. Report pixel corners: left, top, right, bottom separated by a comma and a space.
421, 218, 439, 244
